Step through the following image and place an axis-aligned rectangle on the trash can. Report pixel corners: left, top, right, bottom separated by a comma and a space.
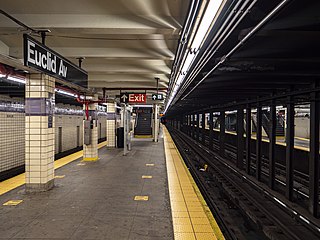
117, 127, 124, 148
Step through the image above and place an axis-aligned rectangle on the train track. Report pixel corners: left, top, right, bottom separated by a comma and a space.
200, 134, 313, 202
168, 126, 320, 240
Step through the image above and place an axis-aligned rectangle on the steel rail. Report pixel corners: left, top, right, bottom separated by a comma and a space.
171, 127, 320, 238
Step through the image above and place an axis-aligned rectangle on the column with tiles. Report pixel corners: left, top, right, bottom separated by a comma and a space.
25, 73, 55, 192
106, 102, 116, 147
83, 95, 98, 161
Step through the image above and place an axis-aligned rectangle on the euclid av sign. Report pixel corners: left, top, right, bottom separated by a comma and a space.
23, 34, 88, 87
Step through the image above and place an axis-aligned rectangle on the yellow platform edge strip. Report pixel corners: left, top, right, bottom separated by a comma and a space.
0, 141, 107, 196
134, 135, 153, 138
82, 157, 99, 162
163, 127, 225, 240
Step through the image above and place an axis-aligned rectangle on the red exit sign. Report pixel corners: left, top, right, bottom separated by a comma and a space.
129, 94, 146, 103
120, 93, 147, 103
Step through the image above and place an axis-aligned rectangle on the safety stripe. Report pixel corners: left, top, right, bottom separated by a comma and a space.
163, 127, 224, 240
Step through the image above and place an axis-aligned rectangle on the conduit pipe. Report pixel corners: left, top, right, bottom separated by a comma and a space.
166, 0, 202, 102
181, 0, 290, 100
182, 0, 254, 93
168, 0, 250, 108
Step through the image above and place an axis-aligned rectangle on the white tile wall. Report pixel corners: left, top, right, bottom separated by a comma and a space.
55, 115, 83, 153
0, 107, 107, 174
0, 112, 25, 172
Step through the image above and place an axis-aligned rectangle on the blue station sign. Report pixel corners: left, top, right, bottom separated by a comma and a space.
23, 34, 88, 87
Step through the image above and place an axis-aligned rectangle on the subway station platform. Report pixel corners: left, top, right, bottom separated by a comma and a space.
0, 127, 223, 240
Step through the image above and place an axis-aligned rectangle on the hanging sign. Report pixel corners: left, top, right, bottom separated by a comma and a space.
129, 93, 146, 103
120, 93, 129, 103
23, 34, 88, 87
151, 93, 163, 101
119, 93, 146, 103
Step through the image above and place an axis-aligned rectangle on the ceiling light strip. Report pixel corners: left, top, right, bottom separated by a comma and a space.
181, 0, 290, 101
182, 0, 254, 94
165, 0, 224, 113
168, 0, 201, 94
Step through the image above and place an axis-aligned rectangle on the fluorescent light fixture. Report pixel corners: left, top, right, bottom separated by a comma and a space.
176, 74, 184, 86
133, 104, 153, 108
181, 52, 196, 75
80, 95, 93, 100
191, 0, 223, 51
165, 0, 223, 114
0, 74, 5, 78
55, 89, 77, 98
7, 76, 26, 84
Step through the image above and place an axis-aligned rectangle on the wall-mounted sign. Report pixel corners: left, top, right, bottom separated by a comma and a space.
152, 93, 163, 101
23, 34, 88, 87
46, 93, 54, 128
120, 93, 147, 103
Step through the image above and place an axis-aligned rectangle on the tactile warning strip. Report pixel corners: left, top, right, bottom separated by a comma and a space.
163, 127, 224, 240
0, 141, 107, 196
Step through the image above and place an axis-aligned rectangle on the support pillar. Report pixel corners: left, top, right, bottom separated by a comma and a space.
153, 104, 159, 142
186, 115, 189, 135
209, 112, 213, 150
309, 88, 319, 217
189, 115, 192, 137
192, 114, 197, 139
123, 104, 128, 155
285, 96, 294, 201
106, 103, 116, 147
269, 99, 276, 189
201, 112, 205, 145
191, 115, 194, 139
25, 73, 55, 192
237, 108, 244, 169
219, 111, 225, 156
245, 106, 251, 174
197, 113, 200, 142
83, 95, 98, 161
256, 104, 262, 181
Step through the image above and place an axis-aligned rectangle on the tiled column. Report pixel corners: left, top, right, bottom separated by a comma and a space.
106, 102, 116, 147
25, 73, 55, 192
83, 95, 98, 161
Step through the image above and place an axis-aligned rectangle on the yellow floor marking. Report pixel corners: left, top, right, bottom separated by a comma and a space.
193, 224, 214, 233
134, 196, 149, 201
172, 211, 190, 218
54, 175, 65, 179
173, 217, 192, 225
134, 135, 153, 138
0, 141, 107, 196
174, 224, 194, 233
142, 175, 153, 179
163, 127, 225, 240
82, 156, 99, 162
195, 232, 218, 240
190, 218, 211, 225
174, 232, 196, 240
3, 200, 23, 206
146, 163, 155, 166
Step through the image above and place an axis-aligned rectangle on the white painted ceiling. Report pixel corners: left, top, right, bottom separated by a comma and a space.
0, 0, 190, 102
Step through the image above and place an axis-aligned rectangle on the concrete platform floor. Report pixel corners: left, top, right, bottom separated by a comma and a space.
0, 138, 173, 240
